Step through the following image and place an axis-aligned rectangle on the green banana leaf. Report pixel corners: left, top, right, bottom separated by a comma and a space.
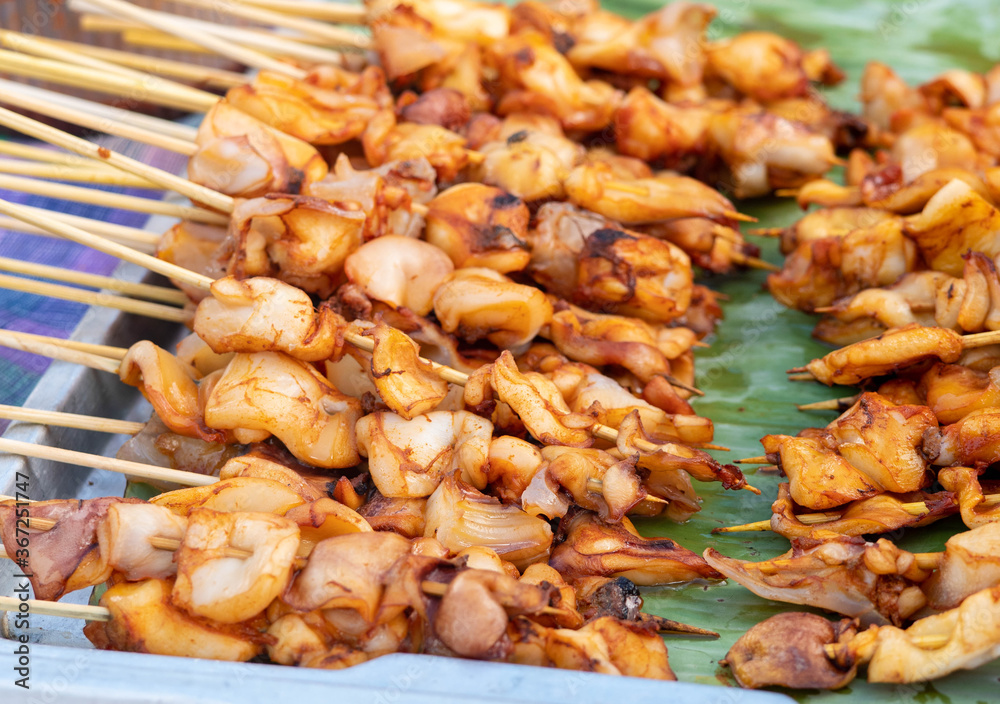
612, 1, 1000, 701
129, 1, 1000, 699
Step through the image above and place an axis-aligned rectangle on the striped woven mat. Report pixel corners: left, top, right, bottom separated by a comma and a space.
0, 137, 187, 432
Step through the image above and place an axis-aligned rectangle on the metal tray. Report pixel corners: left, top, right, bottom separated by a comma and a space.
0, 220, 792, 703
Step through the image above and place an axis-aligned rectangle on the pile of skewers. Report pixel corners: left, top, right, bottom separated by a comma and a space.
711, 64, 1000, 689
0, 0, 997, 693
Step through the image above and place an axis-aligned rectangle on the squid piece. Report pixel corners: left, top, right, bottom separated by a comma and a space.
542, 446, 645, 522
97, 502, 188, 581
0, 497, 139, 601
357, 410, 492, 497
905, 180, 1000, 276
216, 451, 331, 503
398, 87, 471, 132
357, 494, 427, 538
922, 363, 1000, 424
859, 62, 926, 134
172, 508, 299, 624
938, 467, 1000, 528
204, 352, 362, 468
767, 219, 920, 312
813, 271, 954, 343
944, 103, 1000, 158
929, 408, 1000, 468
434, 569, 556, 658
613, 87, 711, 167
119, 341, 223, 443
488, 30, 622, 131
705, 534, 929, 625
643, 218, 761, 275
551, 363, 710, 444
368, 0, 510, 45
567, 3, 715, 95
615, 410, 745, 490
760, 434, 881, 510
433, 268, 553, 349
365, 322, 450, 418
224, 195, 366, 298
767, 483, 958, 540
723, 613, 859, 690
524, 202, 613, 298
194, 276, 345, 361
424, 472, 554, 569
773, 205, 899, 256
115, 415, 238, 482
424, 183, 530, 272
707, 111, 838, 198
151, 477, 309, 518
549, 509, 721, 586
706, 32, 843, 101
84, 578, 263, 661
344, 235, 454, 317
923, 523, 1000, 611
574, 227, 694, 324
286, 532, 414, 623
363, 110, 472, 182
176, 333, 234, 377
803, 325, 964, 386
763, 393, 936, 509
471, 123, 585, 202
489, 350, 594, 447
858, 166, 993, 215
189, 101, 327, 198
486, 435, 546, 505
545, 303, 696, 385
305, 154, 433, 241
832, 585, 1000, 684
564, 162, 742, 225
225, 69, 383, 146
890, 124, 983, 185
155, 220, 228, 303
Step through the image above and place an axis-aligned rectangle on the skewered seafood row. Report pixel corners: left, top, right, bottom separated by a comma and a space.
814, 251, 1000, 344
0, 491, 717, 677
724, 582, 1000, 689
706, 523, 1000, 626
767, 179, 1000, 312
169, 0, 846, 206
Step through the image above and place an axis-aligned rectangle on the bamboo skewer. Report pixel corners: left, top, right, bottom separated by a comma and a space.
796, 396, 858, 412
0, 175, 225, 226
17, 36, 246, 89
0, 160, 161, 189
0, 330, 121, 374
0, 596, 111, 623
729, 252, 781, 272
0, 330, 127, 360
169, 0, 372, 50
0, 273, 192, 324
0, 86, 198, 156
0, 257, 189, 306
0, 29, 217, 110
0, 209, 160, 251
0, 197, 216, 290
0, 405, 144, 435
0, 106, 234, 213
0, 77, 199, 142
77, 0, 311, 79
0, 49, 214, 112
85, 18, 349, 65
712, 494, 1000, 533
789, 330, 1000, 382
236, 0, 368, 23
0, 437, 217, 486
